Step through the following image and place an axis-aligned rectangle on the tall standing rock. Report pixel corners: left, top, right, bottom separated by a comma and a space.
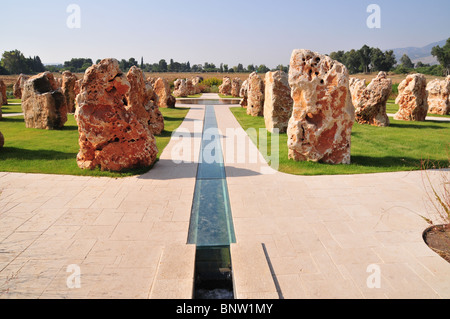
75, 59, 158, 172
426, 76, 450, 115
264, 71, 293, 133
239, 79, 249, 108
247, 72, 265, 117
186, 78, 196, 96
61, 71, 78, 113
21, 72, 68, 130
192, 76, 203, 94
150, 77, 176, 108
0, 80, 8, 105
287, 49, 355, 164
173, 79, 188, 97
126, 66, 164, 136
350, 72, 391, 126
231, 78, 242, 97
394, 74, 428, 121
13, 74, 29, 99
219, 77, 232, 96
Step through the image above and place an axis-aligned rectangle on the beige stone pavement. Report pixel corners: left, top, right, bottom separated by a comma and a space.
0, 94, 449, 299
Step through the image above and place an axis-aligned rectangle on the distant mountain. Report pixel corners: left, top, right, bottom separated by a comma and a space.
392, 39, 447, 66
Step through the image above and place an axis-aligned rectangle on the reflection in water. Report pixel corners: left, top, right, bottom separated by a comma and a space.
176, 99, 241, 105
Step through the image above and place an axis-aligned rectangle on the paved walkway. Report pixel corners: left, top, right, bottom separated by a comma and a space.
0, 95, 449, 299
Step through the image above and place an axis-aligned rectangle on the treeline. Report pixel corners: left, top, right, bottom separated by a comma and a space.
330, 39, 450, 76
0, 50, 45, 75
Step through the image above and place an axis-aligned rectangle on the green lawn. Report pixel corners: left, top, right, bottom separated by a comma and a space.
386, 100, 450, 118
230, 107, 450, 176
0, 107, 189, 177
1, 99, 23, 114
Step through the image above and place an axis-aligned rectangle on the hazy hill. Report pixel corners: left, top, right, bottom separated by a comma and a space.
392, 39, 446, 65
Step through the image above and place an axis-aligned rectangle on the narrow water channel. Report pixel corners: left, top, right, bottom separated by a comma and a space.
187, 105, 236, 299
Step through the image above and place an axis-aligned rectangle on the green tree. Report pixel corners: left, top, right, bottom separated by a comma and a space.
431, 38, 450, 76
400, 54, 414, 69
158, 59, 168, 72
344, 49, 362, 74
358, 45, 372, 73
257, 64, 270, 73
1, 50, 31, 74
371, 49, 396, 72
247, 64, 255, 72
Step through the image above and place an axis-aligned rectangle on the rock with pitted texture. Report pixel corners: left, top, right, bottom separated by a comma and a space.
231, 78, 242, 97
173, 79, 188, 98
287, 49, 355, 164
247, 72, 265, 116
186, 78, 196, 96
75, 59, 158, 172
219, 77, 232, 96
0, 80, 7, 106
126, 66, 164, 136
62, 71, 78, 113
239, 79, 248, 108
349, 72, 391, 126
21, 72, 68, 130
150, 77, 176, 108
426, 76, 450, 115
13, 74, 29, 99
192, 76, 203, 94
264, 71, 293, 133
394, 74, 428, 121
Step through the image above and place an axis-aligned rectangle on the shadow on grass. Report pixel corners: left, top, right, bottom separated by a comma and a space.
1, 117, 24, 123
351, 155, 448, 168
389, 122, 448, 130
0, 147, 77, 160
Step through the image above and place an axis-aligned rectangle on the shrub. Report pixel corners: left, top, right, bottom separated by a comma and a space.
202, 78, 223, 87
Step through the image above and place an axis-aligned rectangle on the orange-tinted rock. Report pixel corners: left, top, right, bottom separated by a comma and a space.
219, 77, 232, 96
21, 72, 68, 130
13, 74, 29, 99
394, 74, 428, 121
350, 72, 391, 126
247, 72, 265, 116
75, 59, 158, 172
231, 78, 242, 97
427, 76, 450, 115
264, 71, 293, 133
288, 49, 355, 164
239, 79, 248, 108
126, 66, 164, 136
61, 71, 78, 113
0, 80, 7, 106
149, 77, 176, 108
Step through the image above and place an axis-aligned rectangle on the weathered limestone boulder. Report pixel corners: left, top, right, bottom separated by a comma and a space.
74, 79, 82, 97
61, 71, 78, 113
75, 59, 158, 172
264, 71, 293, 133
0, 131, 4, 148
247, 72, 265, 116
173, 79, 188, 98
350, 72, 391, 126
426, 76, 450, 115
21, 72, 68, 130
239, 79, 248, 108
192, 76, 203, 93
150, 77, 176, 108
126, 66, 164, 136
0, 80, 7, 105
219, 77, 232, 96
231, 78, 242, 97
287, 49, 355, 164
186, 78, 196, 96
394, 74, 428, 121
13, 74, 29, 99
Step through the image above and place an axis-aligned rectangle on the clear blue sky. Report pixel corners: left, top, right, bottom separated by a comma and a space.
1, 0, 449, 68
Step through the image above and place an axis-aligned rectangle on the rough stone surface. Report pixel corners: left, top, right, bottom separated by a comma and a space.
150, 77, 176, 108
231, 78, 242, 97
240, 79, 249, 108
186, 79, 196, 96
21, 72, 68, 130
61, 71, 78, 113
247, 72, 265, 117
263, 71, 293, 133
0, 80, 7, 106
192, 76, 203, 94
394, 74, 428, 121
75, 59, 158, 172
13, 74, 29, 99
219, 77, 232, 96
126, 66, 164, 136
173, 79, 188, 98
0, 131, 3, 148
349, 72, 391, 126
427, 76, 450, 115
287, 49, 355, 164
